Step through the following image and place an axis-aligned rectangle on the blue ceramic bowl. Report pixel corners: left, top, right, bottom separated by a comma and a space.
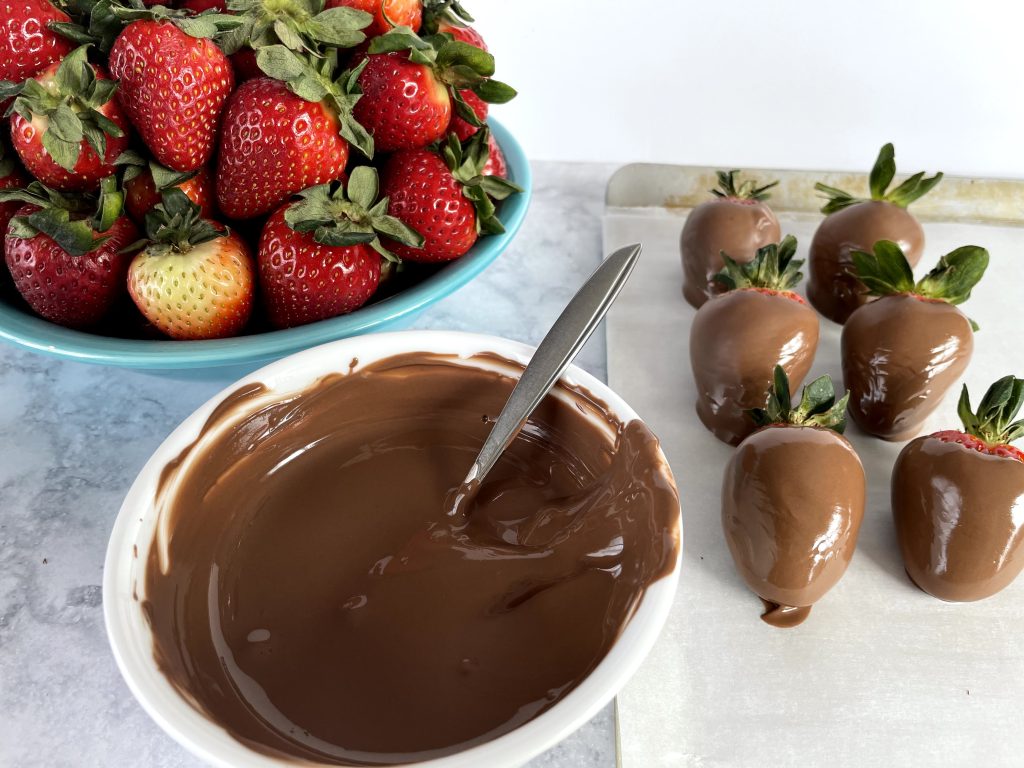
0, 119, 532, 371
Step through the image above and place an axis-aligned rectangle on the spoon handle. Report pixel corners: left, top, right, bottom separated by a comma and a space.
463, 243, 642, 488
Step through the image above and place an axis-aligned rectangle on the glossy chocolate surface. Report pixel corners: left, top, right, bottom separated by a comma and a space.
722, 426, 865, 627
808, 200, 925, 324
143, 352, 680, 765
842, 294, 973, 441
893, 436, 1024, 602
680, 199, 781, 308
690, 290, 819, 446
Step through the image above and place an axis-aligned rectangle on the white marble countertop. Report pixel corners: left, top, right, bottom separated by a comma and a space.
0, 161, 621, 767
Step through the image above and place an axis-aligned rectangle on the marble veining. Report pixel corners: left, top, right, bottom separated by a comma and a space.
0, 161, 619, 767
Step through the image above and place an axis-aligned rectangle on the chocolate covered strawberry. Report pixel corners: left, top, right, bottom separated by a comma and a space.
380, 127, 520, 262
5, 46, 130, 191
109, 9, 239, 172
809, 144, 942, 324
258, 166, 422, 328
128, 189, 254, 339
722, 367, 864, 628
679, 170, 780, 309
355, 26, 515, 152
0, 0, 74, 84
892, 376, 1024, 602
119, 151, 215, 222
842, 240, 988, 441
690, 235, 819, 445
326, 0, 421, 37
0, 178, 138, 327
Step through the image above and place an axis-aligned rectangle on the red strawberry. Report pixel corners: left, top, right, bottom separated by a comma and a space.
7, 47, 130, 192
0, 0, 74, 84
0, 179, 138, 327
355, 27, 515, 152
216, 76, 361, 219
450, 89, 486, 141
481, 131, 507, 178
109, 14, 236, 172
423, 9, 491, 140
437, 22, 486, 50
123, 160, 215, 222
892, 376, 1024, 602
257, 166, 422, 327
326, 0, 421, 37
128, 189, 254, 339
381, 128, 520, 262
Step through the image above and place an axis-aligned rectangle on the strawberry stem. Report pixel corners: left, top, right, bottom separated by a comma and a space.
131, 187, 226, 256
957, 376, 1024, 446
713, 234, 802, 293
441, 127, 522, 235
815, 143, 943, 214
851, 239, 989, 306
710, 169, 777, 201
749, 365, 850, 434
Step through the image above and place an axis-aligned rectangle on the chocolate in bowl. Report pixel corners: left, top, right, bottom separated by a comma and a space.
132, 343, 680, 766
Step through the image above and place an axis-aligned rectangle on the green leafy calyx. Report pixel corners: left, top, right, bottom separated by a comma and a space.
851, 239, 989, 306
710, 169, 777, 201
219, 0, 371, 59
815, 143, 943, 214
132, 187, 226, 256
749, 365, 850, 433
114, 148, 196, 189
441, 127, 522, 235
283, 166, 423, 262
957, 376, 1024, 446
421, 0, 474, 34
713, 234, 802, 294
0, 176, 125, 256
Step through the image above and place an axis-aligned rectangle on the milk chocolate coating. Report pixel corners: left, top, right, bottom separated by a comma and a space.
892, 436, 1024, 601
808, 201, 925, 324
690, 290, 819, 445
842, 295, 973, 441
680, 199, 781, 308
722, 426, 865, 627
143, 353, 680, 765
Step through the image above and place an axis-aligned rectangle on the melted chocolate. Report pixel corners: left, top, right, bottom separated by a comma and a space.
842, 294, 973, 441
721, 426, 865, 627
808, 200, 925, 324
680, 199, 781, 308
892, 436, 1024, 601
690, 290, 819, 445
143, 352, 680, 765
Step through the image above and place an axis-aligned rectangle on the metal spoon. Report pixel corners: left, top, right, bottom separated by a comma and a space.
447, 243, 642, 517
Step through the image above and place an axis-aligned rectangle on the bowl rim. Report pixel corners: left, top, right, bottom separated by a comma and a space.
103, 329, 683, 768
0, 119, 532, 370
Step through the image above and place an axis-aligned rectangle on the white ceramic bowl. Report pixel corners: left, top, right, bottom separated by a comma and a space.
104, 330, 682, 768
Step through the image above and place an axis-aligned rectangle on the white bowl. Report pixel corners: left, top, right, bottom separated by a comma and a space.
103, 330, 682, 768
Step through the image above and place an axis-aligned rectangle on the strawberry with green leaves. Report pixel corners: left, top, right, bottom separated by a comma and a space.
118, 150, 216, 222
258, 165, 423, 328
354, 25, 515, 152
380, 127, 520, 262
0, 0, 74, 85
0, 177, 139, 327
325, 0, 421, 37
108, 5, 240, 172
128, 188, 254, 339
3, 45, 130, 192
422, 0, 489, 140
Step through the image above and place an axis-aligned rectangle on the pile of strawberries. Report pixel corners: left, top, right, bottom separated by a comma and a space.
0, 0, 519, 338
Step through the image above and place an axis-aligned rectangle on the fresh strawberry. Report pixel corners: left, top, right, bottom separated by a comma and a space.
449, 89, 486, 141
893, 376, 1024, 602
421, 2, 490, 139
128, 188, 254, 339
481, 131, 507, 178
6, 46, 129, 192
325, 0, 421, 37
380, 128, 520, 262
0, 0, 74, 84
354, 26, 515, 152
0, 137, 29, 238
0, 178, 138, 327
109, 10, 239, 172
258, 166, 422, 327
690, 236, 820, 446
119, 151, 215, 222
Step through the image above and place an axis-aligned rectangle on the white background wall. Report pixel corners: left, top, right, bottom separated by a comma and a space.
473, 0, 1024, 177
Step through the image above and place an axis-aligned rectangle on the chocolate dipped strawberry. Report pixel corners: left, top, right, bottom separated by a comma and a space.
722, 367, 864, 628
690, 235, 819, 445
809, 143, 942, 324
679, 170, 780, 309
842, 240, 989, 441
892, 376, 1024, 602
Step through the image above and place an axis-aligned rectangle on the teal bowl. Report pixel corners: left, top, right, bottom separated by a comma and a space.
0, 119, 532, 372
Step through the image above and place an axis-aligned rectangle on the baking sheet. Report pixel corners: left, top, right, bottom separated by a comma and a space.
604, 164, 1024, 767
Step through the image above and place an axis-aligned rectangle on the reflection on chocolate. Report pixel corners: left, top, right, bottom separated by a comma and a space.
680, 199, 780, 308
143, 352, 680, 765
842, 294, 973, 441
690, 290, 819, 445
722, 426, 865, 627
808, 201, 925, 324
892, 436, 1024, 602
